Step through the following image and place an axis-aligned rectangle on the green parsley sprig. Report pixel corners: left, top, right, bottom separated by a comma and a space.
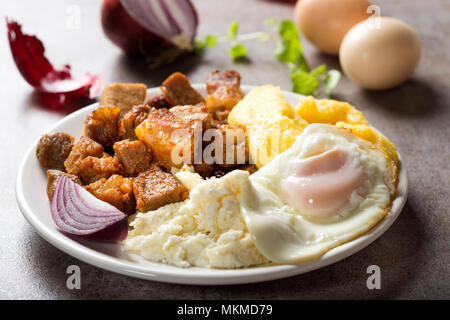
195, 19, 341, 97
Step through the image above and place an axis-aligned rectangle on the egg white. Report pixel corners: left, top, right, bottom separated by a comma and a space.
240, 123, 396, 263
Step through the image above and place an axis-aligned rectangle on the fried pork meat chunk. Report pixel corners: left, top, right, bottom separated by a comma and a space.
46, 169, 81, 201
85, 175, 136, 214
83, 106, 120, 147
211, 109, 230, 124
99, 83, 147, 117
136, 109, 199, 167
161, 72, 205, 106
77, 155, 120, 184
192, 163, 216, 178
136, 105, 213, 168
147, 93, 170, 109
169, 104, 212, 130
133, 166, 188, 212
113, 139, 152, 176
208, 124, 249, 167
64, 137, 104, 175
206, 70, 242, 112
118, 105, 156, 140
36, 132, 74, 170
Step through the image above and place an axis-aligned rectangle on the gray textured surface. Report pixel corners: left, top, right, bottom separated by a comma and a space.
0, 0, 449, 299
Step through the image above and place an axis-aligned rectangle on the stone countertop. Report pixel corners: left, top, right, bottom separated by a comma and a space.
0, 0, 448, 299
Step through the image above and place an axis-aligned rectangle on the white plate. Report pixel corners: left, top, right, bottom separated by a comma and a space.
16, 85, 408, 285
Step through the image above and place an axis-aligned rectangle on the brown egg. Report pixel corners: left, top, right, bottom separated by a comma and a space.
340, 17, 421, 90
294, 0, 371, 55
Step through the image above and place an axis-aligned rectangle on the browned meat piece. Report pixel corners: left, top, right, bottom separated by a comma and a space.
161, 72, 205, 106
238, 164, 258, 174
113, 139, 152, 176
136, 109, 199, 167
212, 108, 230, 124
46, 169, 82, 201
212, 168, 227, 178
83, 107, 121, 147
209, 163, 257, 179
65, 137, 104, 175
36, 132, 74, 170
85, 175, 136, 214
77, 155, 120, 184
152, 159, 172, 172
206, 70, 242, 112
147, 93, 170, 109
132, 166, 188, 212
193, 163, 216, 178
169, 104, 212, 130
207, 124, 249, 167
99, 83, 147, 117
128, 213, 137, 227
118, 104, 156, 140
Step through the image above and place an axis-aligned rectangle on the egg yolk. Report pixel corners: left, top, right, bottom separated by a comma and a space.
281, 148, 367, 218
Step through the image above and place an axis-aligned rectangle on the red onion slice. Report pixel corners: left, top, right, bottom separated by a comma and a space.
51, 176, 128, 241
6, 18, 102, 109
120, 0, 198, 50
55, 178, 115, 231
54, 177, 123, 231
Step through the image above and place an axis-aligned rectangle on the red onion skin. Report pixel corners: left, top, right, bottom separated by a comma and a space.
6, 18, 102, 110
101, 0, 169, 54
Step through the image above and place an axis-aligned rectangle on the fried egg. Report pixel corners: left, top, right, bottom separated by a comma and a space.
240, 123, 397, 263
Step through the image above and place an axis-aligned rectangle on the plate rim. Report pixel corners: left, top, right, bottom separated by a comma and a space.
15, 84, 408, 285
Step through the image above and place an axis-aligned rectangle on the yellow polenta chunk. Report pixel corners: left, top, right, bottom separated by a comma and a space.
229, 86, 398, 168
228, 85, 307, 168
228, 85, 297, 125
295, 96, 368, 125
247, 117, 304, 168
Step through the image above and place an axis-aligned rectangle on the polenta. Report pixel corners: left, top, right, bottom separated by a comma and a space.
228, 85, 398, 168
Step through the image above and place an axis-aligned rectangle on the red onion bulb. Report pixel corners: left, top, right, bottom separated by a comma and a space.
101, 0, 198, 66
51, 175, 128, 242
